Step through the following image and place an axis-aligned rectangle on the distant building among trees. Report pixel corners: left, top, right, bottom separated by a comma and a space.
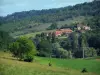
77, 23, 91, 31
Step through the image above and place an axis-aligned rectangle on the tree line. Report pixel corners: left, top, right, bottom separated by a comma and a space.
0, 1, 100, 24
34, 32, 97, 58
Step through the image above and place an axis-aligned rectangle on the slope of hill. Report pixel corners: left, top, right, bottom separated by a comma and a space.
0, 51, 100, 75
0, 1, 100, 37
0, 1, 100, 23
0, 16, 88, 37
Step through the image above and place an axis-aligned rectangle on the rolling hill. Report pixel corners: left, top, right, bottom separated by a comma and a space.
0, 1, 100, 37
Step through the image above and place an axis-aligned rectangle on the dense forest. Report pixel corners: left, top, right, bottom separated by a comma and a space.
0, 1, 100, 24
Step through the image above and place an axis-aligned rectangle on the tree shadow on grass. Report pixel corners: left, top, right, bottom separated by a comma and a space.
0, 56, 18, 61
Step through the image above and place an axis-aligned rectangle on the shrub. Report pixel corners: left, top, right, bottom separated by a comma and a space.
24, 55, 33, 62
48, 62, 52, 66
85, 47, 97, 57
81, 68, 88, 73
24, 50, 36, 62
56, 48, 69, 58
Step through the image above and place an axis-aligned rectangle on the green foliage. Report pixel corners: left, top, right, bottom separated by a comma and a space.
1, 1, 99, 24
85, 47, 97, 57
81, 68, 88, 73
86, 29, 100, 56
24, 51, 34, 62
60, 23, 77, 31
68, 51, 73, 58
9, 42, 20, 58
79, 33, 87, 48
60, 38, 72, 50
84, 16, 100, 29
82, 16, 100, 56
0, 16, 85, 37
0, 1, 99, 37
69, 33, 79, 53
35, 32, 57, 57
0, 30, 12, 50
52, 43, 61, 50
52, 43, 72, 58
57, 48, 69, 58
51, 32, 56, 43
35, 29, 99, 58
37, 40, 52, 57
47, 23, 58, 30
9, 37, 37, 61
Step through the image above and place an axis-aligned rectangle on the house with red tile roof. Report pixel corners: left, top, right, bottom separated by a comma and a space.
55, 30, 62, 36
54, 29, 73, 36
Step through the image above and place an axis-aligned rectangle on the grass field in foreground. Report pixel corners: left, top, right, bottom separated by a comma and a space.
0, 51, 100, 75
35, 57, 100, 74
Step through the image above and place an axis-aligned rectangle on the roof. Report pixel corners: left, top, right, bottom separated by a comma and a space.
60, 29, 73, 33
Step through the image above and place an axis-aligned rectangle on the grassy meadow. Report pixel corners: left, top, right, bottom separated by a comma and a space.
14, 30, 56, 38
0, 51, 100, 75
36, 57, 100, 74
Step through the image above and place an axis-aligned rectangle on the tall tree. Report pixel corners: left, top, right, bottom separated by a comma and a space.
0, 30, 12, 50
70, 33, 79, 53
9, 37, 37, 61
37, 40, 52, 57
51, 32, 56, 43
79, 33, 88, 58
